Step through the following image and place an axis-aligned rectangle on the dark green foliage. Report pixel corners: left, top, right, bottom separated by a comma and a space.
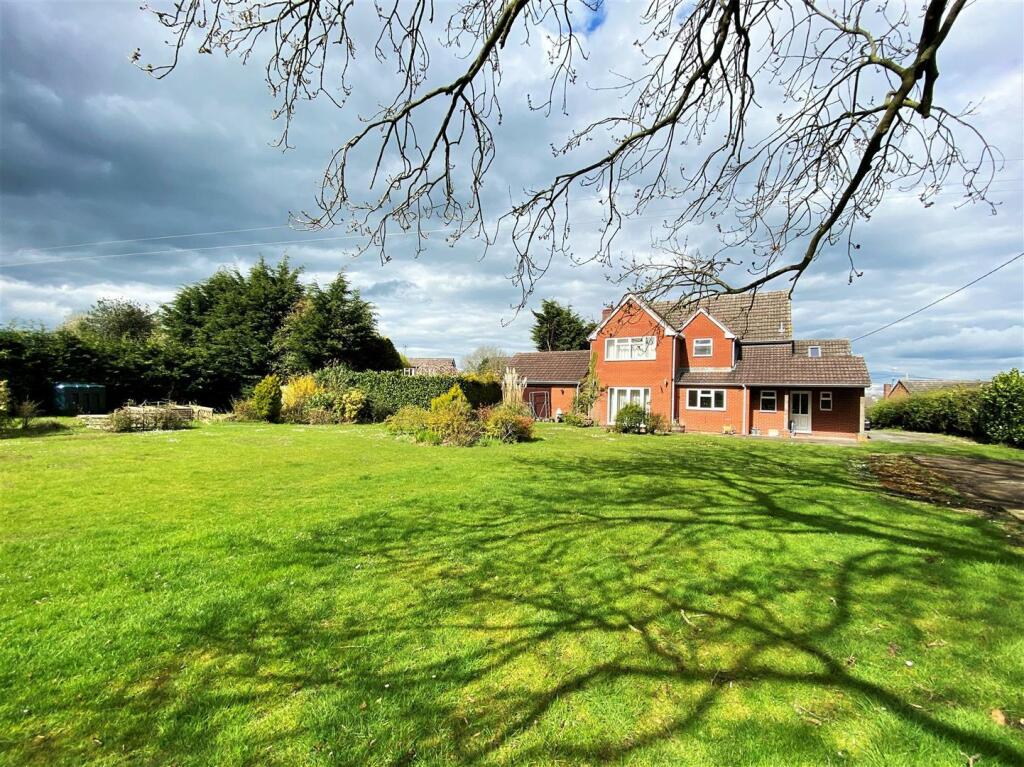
869, 387, 981, 437
614, 403, 648, 433
312, 365, 500, 421
273, 273, 403, 375
977, 368, 1024, 448
530, 300, 596, 351
384, 405, 431, 435
70, 299, 156, 343
248, 374, 283, 422
1, 260, 400, 411
162, 257, 303, 403
0, 328, 186, 411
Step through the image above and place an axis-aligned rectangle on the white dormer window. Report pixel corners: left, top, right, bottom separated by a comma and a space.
693, 338, 713, 357
605, 336, 656, 361
808, 346, 821, 358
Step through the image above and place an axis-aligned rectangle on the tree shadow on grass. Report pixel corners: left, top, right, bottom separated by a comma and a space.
18, 439, 1024, 765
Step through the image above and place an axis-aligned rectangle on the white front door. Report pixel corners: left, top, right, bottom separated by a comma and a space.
790, 390, 812, 433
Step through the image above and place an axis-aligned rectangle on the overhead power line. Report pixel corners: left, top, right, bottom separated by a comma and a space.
851, 252, 1024, 342
3, 179, 1022, 266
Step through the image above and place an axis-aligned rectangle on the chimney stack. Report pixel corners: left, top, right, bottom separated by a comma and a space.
883, 383, 892, 399
601, 306, 614, 321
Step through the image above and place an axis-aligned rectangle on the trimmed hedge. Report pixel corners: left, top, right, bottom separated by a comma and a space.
313, 365, 500, 421
868, 369, 1024, 448
869, 386, 981, 437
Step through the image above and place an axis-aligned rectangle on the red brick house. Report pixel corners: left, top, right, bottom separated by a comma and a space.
511, 291, 870, 437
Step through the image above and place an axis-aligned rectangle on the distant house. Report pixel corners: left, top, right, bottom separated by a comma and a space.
883, 379, 987, 400
509, 291, 870, 436
507, 350, 591, 419
405, 357, 458, 376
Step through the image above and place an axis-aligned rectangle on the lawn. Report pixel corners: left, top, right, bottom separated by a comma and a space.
1, 423, 1022, 766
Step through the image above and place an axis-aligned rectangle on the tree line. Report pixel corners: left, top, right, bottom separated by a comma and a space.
0, 258, 403, 409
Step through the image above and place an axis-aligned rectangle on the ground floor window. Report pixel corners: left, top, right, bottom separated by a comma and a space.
686, 388, 726, 410
608, 387, 650, 422
759, 389, 777, 412
820, 391, 833, 411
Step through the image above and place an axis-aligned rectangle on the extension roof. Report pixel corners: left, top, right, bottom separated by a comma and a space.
676, 340, 870, 387
897, 378, 988, 394
507, 351, 591, 384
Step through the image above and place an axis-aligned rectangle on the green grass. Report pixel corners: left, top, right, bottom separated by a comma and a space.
1, 423, 1022, 766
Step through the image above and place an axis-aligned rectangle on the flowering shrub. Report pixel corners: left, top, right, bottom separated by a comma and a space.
483, 402, 534, 443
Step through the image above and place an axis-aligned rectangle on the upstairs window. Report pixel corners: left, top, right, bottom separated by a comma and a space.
759, 390, 777, 412
605, 336, 656, 361
687, 389, 726, 410
693, 338, 713, 357
808, 346, 822, 358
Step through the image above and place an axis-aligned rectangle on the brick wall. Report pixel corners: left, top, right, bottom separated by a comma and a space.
675, 386, 746, 433
748, 387, 787, 435
593, 300, 675, 425
805, 388, 862, 436
678, 312, 735, 369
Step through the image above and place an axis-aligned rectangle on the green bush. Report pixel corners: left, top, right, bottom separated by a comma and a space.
614, 403, 648, 434
249, 374, 283, 422
14, 400, 41, 430
427, 385, 480, 446
313, 365, 500, 420
977, 368, 1024, 448
869, 387, 980, 437
430, 384, 472, 415
385, 405, 431, 435
231, 398, 260, 422
483, 402, 534, 443
108, 408, 136, 432
339, 388, 367, 422
107, 405, 190, 432
562, 411, 593, 427
305, 407, 338, 425
646, 412, 668, 434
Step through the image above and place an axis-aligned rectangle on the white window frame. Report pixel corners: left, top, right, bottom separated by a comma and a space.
604, 336, 657, 362
820, 391, 833, 411
808, 346, 822, 358
686, 388, 727, 411
607, 387, 651, 422
759, 389, 777, 412
693, 338, 714, 357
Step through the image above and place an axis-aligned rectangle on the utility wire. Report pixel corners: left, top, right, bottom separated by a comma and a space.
851, 252, 1024, 342
19, 224, 293, 253
4, 179, 1022, 264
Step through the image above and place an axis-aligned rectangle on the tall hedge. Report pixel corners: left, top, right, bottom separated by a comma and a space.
313, 365, 500, 420
869, 370, 1024, 448
977, 368, 1024, 448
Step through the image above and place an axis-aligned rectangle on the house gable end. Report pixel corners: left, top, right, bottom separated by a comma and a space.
588, 294, 676, 341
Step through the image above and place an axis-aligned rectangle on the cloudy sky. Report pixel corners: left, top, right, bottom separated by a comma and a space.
1, 0, 1021, 384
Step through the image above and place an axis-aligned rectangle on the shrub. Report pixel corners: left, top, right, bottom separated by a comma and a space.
385, 405, 430, 435
305, 407, 338, 425
107, 405, 190, 432
249, 374, 283, 422
14, 399, 41, 429
647, 412, 668, 434
483, 403, 534, 443
562, 411, 593, 427
614, 403, 648, 434
977, 368, 1024, 447
231, 397, 260, 421
281, 374, 320, 409
108, 407, 136, 432
337, 388, 367, 423
428, 385, 480, 446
